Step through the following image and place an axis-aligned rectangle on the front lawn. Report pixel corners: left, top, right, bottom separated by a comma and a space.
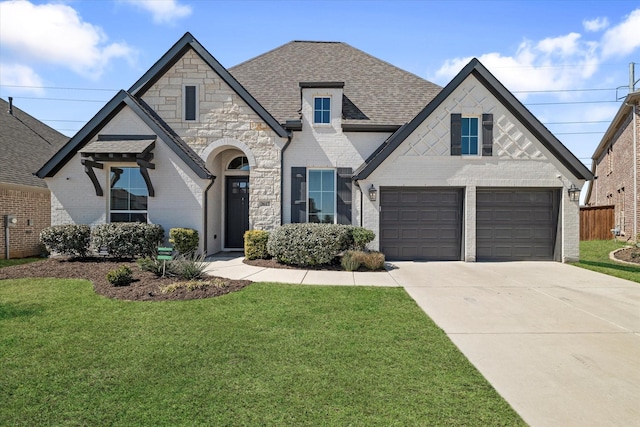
574, 239, 640, 283
0, 257, 41, 268
1, 278, 524, 426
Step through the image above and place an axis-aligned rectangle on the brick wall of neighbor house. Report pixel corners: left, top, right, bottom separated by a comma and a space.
591, 113, 635, 238
0, 184, 51, 259
141, 49, 287, 231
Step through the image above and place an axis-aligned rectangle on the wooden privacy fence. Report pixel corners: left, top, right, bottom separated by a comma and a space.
580, 205, 615, 240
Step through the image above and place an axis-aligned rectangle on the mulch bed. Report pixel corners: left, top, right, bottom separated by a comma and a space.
612, 247, 640, 264
0, 257, 251, 302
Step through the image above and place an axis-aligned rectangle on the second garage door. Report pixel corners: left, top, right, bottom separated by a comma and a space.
476, 188, 560, 261
380, 188, 463, 261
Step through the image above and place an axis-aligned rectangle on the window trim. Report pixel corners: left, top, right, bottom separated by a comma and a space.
313, 96, 331, 125
307, 168, 337, 224
108, 165, 149, 223
461, 116, 481, 156
183, 84, 199, 122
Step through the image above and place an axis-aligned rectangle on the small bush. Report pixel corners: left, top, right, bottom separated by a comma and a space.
40, 224, 91, 257
174, 253, 208, 280
341, 250, 362, 271
91, 223, 164, 259
106, 265, 133, 286
267, 223, 352, 267
244, 230, 270, 260
169, 228, 199, 256
350, 227, 375, 251
361, 251, 385, 270
137, 256, 176, 277
341, 250, 386, 271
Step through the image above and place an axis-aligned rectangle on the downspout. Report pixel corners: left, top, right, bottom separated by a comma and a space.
280, 132, 293, 225
202, 176, 215, 254
634, 103, 638, 240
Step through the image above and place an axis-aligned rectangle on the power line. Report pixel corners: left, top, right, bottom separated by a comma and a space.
554, 131, 605, 135
545, 120, 610, 125
0, 84, 117, 92
526, 100, 620, 106
512, 88, 616, 94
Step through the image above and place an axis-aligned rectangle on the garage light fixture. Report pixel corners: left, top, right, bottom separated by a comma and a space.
368, 184, 377, 202
568, 184, 580, 202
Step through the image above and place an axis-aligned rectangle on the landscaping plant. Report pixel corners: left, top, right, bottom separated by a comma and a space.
40, 224, 91, 257
106, 265, 133, 286
169, 228, 199, 255
244, 230, 270, 260
267, 223, 352, 267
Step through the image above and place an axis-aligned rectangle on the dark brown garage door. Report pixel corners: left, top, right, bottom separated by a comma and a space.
380, 188, 463, 261
476, 189, 560, 261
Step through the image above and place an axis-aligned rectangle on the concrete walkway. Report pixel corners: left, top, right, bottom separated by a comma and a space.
206, 255, 640, 427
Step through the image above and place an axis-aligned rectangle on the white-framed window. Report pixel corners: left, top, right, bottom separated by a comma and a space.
184, 85, 198, 121
313, 97, 331, 124
461, 117, 479, 155
308, 169, 336, 223
109, 166, 148, 222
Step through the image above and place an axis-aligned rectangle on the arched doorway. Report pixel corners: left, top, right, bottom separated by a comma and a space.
225, 156, 250, 248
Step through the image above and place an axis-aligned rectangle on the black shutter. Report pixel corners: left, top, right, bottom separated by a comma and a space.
337, 167, 353, 225
451, 114, 462, 156
291, 167, 306, 223
482, 113, 493, 156
185, 86, 196, 120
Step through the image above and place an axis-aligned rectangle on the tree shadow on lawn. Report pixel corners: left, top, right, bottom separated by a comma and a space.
576, 259, 640, 274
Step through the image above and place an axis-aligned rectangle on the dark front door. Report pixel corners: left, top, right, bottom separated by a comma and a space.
225, 177, 249, 248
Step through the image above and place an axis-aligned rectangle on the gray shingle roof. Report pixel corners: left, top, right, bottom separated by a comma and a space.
0, 98, 68, 188
229, 41, 442, 127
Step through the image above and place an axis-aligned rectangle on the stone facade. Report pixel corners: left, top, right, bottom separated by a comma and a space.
0, 183, 50, 258
141, 50, 286, 234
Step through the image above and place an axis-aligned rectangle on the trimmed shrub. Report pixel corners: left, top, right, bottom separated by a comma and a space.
267, 223, 352, 267
350, 227, 375, 251
169, 228, 199, 256
244, 230, 270, 260
40, 224, 91, 257
106, 265, 133, 286
91, 223, 164, 259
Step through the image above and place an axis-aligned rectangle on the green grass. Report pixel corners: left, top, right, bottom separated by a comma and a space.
0, 257, 41, 268
573, 239, 640, 283
0, 279, 524, 426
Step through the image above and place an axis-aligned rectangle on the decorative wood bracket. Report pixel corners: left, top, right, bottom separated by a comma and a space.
81, 158, 104, 196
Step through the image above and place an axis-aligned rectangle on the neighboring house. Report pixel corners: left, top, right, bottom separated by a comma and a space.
1, 98, 69, 258
585, 91, 640, 239
37, 33, 592, 262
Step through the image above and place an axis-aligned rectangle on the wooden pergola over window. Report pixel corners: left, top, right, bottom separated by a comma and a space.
79, 135, 156, 197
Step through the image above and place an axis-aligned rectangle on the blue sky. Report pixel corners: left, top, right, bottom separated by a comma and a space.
1, 0, 639, 174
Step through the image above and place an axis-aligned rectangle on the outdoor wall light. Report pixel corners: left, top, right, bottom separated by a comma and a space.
568, 184, 580, 202
368, 184, 377, 202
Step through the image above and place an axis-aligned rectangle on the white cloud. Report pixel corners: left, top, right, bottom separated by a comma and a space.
432, 33, 599, 96
583, 17, 609, 32
600, 9, 640, 58
0, 63, 45, 94
0, 0, 135, 80
121, 0, 192, 24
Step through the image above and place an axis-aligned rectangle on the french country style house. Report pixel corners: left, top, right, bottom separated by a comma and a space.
37, 33, 592, 262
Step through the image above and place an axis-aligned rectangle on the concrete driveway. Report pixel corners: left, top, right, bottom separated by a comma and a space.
388, 261, 640, 427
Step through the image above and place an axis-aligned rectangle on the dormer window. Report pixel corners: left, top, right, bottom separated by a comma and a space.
314, 97, 331, 124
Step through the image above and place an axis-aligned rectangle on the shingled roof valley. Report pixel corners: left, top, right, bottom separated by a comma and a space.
229, 41, 442, 126
1, 98, 69, 188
